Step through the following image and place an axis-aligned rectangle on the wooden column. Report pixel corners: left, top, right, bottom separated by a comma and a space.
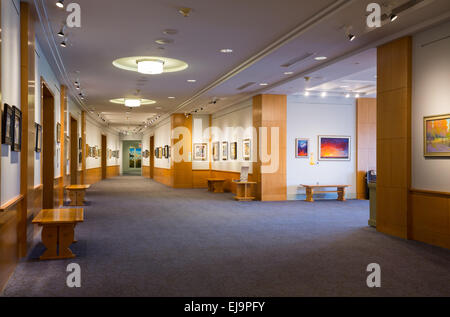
170, 114, 193, 188
376, 37, 412, 239
60, 86, 67, 179
81, 111, 86, 184
252, 94, 287, 201
356, 98, 377, 200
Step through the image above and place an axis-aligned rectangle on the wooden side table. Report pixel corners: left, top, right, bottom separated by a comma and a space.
233, 180, 257, 201
32, 209, 84, 260
301, 184, 350, 202
206, 178, 226, 193
66, 184, 91, 206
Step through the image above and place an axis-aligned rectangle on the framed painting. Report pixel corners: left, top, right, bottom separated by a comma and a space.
35, 123, 42, 152
135, 148, 142, 168
295, 138, 309, 158
318, 136, 351, 161
79, 137, 82, 150
243, 139, 251, 161
56, 122, 61, 143
222, 141, 228, 161
12, 106, 22, 152
212, 142, 220, 161
162, 146, 166, 158
2, 104, 14, 145
129, 147, 135, 168
165, 145, 170, 159
193, 143, 207, 161
230, 142, 237, 160
424, 114, 450, 157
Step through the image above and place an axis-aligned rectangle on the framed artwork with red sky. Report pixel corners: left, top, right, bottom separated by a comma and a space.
295, 138, 309, 158
318, 136, 351, 161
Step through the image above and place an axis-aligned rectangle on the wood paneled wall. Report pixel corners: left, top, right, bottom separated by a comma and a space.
142, 165, 151, 178
84, 167, 102, 185
376, 37, 412, 239
252, 94, 287, 201
154, 167, 172, 187
171, 114, 193, 188
192, 170, 211, 189
356, 98, 377, 200
210, 170, 255, 194
106, 165, 120, 178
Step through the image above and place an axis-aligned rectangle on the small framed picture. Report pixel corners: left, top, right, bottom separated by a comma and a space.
295, 138, 309, 158
2, 104, 14, 145
212, 142, 220, 161
193, 143, 208, 161
424, 114, 450, 157
56, 122, 61, 143
12, 106, 22, 152
35, 123, 42, 152
79, 137, 82, 150
243, 139, 251, 161
222, 141, 228, 161
165, 145, 170, 159
230, 142, 237, 160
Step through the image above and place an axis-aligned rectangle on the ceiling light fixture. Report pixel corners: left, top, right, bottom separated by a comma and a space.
345, 93, 350, 98
390, 14, 398, 22
321, 92, 327, 98
315, 56, 327, 61
355, 93, 360, 98
57, 25, 66, 37
168, 96, 175, 99
284, 72, 294, 75
304, 91, 310, 97
60, 39, 67, 48
137, 59, 164, 75
220, 49, 233, 53
259, 83, 268, 86
348, 34, 356, 42
56, 0, 64, 8
187, 79, 196, 83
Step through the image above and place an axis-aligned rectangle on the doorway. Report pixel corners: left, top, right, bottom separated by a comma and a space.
150, 136, 154, 179
101, 134, 107, 179
122, 140, 142, 176
42, 80, 55, 209
70, 116, 78, 185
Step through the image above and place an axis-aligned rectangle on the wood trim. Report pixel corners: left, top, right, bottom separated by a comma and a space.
81, 111, 86, 184
410, 188, 450, 198
0, 195, 25, 212
34, 184, 43, 190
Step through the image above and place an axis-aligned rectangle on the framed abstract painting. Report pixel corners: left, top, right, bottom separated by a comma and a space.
193, 143, 207, 161
12, 106, 22, 152
230, 142, 237, 160
2, 104, 14, 145
243, 139, 251, 161
212, 142, 220, 161
318, 136, 351, 161
222, 141, 228, 161
424, 114, 450, 157
295, 138, 309, 158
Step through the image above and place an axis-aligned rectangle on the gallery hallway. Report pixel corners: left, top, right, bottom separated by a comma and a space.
2, 176, 450, 297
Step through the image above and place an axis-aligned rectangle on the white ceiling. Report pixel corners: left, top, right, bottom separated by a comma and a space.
35, 0, 450, 132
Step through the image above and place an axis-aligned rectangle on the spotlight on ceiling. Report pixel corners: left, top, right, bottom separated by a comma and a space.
136, 59, 164, 75
56, 0, 64, 8
355, 93, 360, 98
390, 14, 398, 22
345, 93, 350, 98
60, 39, 67, 48
304, 91, 310, 97
348, 33, 356, 42
124, 99, 142, 108
57, 26, 65, 37
321, 92, 327, 98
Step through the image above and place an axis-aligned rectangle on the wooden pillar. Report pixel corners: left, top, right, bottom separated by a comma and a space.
252, 94, 287, 201
81, 111, 87, 184
19, 2, 36, 257
60, 86, 67, 179
356, 98, 377, 200
376, 37, 412, 239
170, 114, 193, 188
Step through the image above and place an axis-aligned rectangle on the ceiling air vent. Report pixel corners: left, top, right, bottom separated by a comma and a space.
281, 53, 314, 68
237, 82, 256, 90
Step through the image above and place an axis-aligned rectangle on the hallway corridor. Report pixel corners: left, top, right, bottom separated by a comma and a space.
2, 176, 450, 297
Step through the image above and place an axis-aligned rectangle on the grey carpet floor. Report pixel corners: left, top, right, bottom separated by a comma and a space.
2, 176, 450, 297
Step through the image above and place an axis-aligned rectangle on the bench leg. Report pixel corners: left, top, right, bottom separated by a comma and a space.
68, 190, 77, 206
306, 188, 314, 202
76, 190, 86, 206
40, 226, 58, 260
337, 187, 346, 201
58, 224, 76, 259
214, 182, 224, 193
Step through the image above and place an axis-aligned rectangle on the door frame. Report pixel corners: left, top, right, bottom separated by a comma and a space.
70, 115, 78, 185
41, 78, 55, 209
101, 134, 107, 179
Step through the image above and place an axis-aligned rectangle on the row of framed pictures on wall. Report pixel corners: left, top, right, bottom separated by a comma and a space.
155, 145, 170, 159
2, 104, 22, 152
193, 139, 251, 161
296, 136, 351, 161
86, 145, 119, 159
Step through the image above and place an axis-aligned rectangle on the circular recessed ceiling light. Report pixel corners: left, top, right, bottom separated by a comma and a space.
259, 83, 268, 86
284, 72, 294, 75
112, 56, 188, 74
220, 49, 233, 53
155, 38, 174, 45
168, 96, 175, 99
315, 56, 327, 61
110, 98, 156, 107
187, 79, 196, 83
137, 59, 164, 74
321, 92, 327, 97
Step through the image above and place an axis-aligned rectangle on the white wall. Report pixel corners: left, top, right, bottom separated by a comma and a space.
412, 20, 450, 192
286, 95, 357, 200
192, 115, 210, 170
85, 118, 120, 169
211, 100, 254, 173
1, 0, 21, 203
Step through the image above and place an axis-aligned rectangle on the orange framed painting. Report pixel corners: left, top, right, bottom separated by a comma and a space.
318, 136, 351, 161
424, 114, 450, 157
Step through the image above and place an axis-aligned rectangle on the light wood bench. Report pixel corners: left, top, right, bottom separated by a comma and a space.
32, 209, 84, 260
206, 178, 226, 193
65, 184, 91, 206
301, 184, 351, 202
233, 180, 257, 201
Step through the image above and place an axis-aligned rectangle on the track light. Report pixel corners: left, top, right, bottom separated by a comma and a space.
348, 34, 356, 42
390, 14, 398, 22
57, 26, 65, 38
56, 0, 64, 8
60, 39, 67, 47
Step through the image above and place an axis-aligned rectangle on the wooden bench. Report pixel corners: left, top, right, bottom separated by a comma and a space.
206, 178, 226, 193
233, 180, 257, 201
32, 209, 84, 260
301, 184, 351, 202
65, 184, 91, 206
